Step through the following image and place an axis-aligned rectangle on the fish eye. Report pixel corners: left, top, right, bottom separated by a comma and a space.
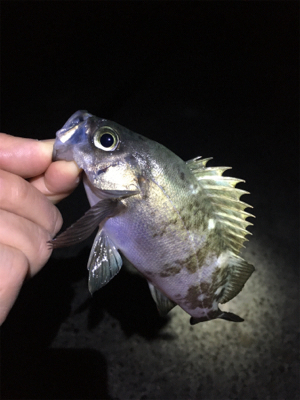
93, 127, 119, 151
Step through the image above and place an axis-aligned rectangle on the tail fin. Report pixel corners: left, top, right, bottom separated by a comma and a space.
218, 311, 244, 322
190, 309, 244, 325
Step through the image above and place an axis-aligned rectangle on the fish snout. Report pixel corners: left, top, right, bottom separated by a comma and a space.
61, 110, 92, 131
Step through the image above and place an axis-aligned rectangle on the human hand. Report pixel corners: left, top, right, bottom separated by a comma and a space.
0, 133, 81, 325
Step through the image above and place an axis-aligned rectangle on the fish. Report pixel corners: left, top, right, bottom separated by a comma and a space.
51, 110, 255, 324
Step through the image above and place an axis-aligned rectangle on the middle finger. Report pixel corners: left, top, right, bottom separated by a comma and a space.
0, 169, 62, 236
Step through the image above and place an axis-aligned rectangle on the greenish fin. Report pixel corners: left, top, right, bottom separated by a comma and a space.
186, 156, 254, 253
218, 255, 255, 304
88, 230, 123, 294
148, 282, 176, 316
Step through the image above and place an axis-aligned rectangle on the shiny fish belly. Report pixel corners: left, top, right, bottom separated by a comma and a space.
51, 110, 255, 324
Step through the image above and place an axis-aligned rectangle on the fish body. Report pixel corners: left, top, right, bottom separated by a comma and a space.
52, 111, 254, 324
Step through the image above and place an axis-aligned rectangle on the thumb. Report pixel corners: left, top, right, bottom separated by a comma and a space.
30, 160, 82, 204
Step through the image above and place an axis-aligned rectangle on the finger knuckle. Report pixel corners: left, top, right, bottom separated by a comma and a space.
12, 176, 30, 204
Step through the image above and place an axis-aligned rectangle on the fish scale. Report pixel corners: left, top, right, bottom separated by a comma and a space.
51, 110, 255, 324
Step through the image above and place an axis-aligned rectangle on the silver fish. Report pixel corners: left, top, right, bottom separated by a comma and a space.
51, 110, 254, 324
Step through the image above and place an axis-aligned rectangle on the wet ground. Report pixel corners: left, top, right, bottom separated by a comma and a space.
1, 3, 299, 399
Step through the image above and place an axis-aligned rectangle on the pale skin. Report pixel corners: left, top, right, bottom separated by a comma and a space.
0, 133, 81, 325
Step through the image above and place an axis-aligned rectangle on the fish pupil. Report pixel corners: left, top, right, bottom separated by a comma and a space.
100, 133, 114, 148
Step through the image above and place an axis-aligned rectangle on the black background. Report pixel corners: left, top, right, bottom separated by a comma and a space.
1, 2, 298, 243
1, 2, 299, 399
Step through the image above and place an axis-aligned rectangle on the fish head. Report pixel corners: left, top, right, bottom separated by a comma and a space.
53, 110, 147, 192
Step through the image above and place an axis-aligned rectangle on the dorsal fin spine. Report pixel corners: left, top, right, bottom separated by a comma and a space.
209, 194, 253, 210
186, 157, 254, 253
216, 211, 252, 223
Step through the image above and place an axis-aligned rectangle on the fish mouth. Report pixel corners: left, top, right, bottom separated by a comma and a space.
53, 110, 93, 161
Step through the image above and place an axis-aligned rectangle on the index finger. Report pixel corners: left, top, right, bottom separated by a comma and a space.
0, 133, 54, 178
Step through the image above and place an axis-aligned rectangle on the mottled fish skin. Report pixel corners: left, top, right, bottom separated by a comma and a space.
52, 110, 254, 324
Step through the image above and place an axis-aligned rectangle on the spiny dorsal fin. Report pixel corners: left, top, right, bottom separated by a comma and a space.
186, 156, 254, 253
186, 157, 213, 169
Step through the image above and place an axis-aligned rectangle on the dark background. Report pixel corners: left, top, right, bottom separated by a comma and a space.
1, 2, 299, 400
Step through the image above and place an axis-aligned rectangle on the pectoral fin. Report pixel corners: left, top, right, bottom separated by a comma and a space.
49, 198, 122, 249
88, 230, 123, 294
49, 188, 139, 249
148, 282, 176, 316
